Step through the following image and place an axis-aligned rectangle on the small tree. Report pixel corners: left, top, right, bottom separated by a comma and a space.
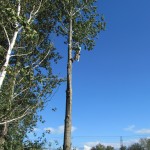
91, 143, 114, 150
120, 146, 127, 150
91, 143, 106, 150
140, 138, 150, 150
127, 143, 143, 150
106, 145, 114, 150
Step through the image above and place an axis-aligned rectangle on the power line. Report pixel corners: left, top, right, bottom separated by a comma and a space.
49, 134, 150, 139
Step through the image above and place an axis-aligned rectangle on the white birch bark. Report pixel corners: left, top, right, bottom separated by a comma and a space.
0, 0, 21, 90
0, 31, 20, 90
0, 0, 42, 90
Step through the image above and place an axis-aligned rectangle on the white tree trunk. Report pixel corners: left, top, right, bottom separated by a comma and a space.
0, 0, 21, 90
0, 30, 19, 90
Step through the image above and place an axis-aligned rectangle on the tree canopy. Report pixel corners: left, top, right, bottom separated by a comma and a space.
0, 0, 105, 149
0, 0, 63, 149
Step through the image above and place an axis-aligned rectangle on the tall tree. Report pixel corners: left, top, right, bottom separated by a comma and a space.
0, 0, 61, 89
0, 0, 63, 149
56, 0, 105, 149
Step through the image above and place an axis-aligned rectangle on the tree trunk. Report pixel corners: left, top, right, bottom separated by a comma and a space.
0, 137, 5, 150
0, 123, 8, 150
0, 0, 20, 90
63, 16, 73, 150
0, 30, 19, 90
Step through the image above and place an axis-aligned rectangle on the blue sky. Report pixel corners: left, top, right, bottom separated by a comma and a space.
33, 0, 150, 149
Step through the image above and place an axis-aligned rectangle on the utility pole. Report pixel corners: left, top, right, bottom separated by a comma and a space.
120, 136, 123, 148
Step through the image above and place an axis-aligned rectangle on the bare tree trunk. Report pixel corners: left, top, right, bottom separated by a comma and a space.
63, 16, 73, 150
0, 137, 5, 150
0, 123, 8, 150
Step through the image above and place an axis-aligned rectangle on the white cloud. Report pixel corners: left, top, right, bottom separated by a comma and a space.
71, 126, 77, 132
56, 125, 64, 134
84, 139, 140, 150
124, 125, 150, 135
124, 125, 135, 131
85, 141, 100, 147
122, 138, 139, 147
84, 145, 92, 150
44, 125, 77, 134
84, 141, 120, 149
103, 142, 120, 149
135, 129, 150, 134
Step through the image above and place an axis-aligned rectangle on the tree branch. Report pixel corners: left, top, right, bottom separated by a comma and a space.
72, 4, 87, 16
3, 26, 10, 46
27, 0, 43, 23
33, 49, 51, 69
11, 51, 32, 57
0, 107, 30, 125
12, 87, 30, 100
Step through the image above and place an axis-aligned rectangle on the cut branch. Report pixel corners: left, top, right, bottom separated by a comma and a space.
27, 0, 42, 23
3, 26, 10, 46
11, 51, 32, 57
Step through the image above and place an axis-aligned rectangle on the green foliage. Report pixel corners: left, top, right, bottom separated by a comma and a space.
0, 0, 63, 149
56, 0, 105, 51
106, 146, 114, 150
91, 143, 114, 150
0, 0, 105, 149
120, 146, 127, 150
139, 138, 150, 150
127, 143, 143, 150
91, 138, 150, 150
